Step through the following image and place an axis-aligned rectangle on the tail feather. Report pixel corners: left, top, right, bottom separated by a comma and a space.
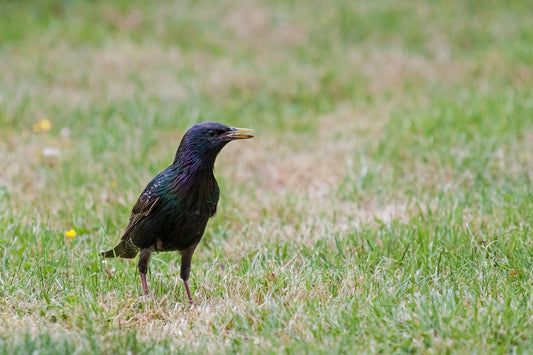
101, 240, 138, 259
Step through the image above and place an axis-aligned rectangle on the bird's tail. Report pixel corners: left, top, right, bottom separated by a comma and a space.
101, 240, 138, 259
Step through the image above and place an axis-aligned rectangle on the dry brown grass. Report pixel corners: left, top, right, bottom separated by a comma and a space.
1, 1, 532, 352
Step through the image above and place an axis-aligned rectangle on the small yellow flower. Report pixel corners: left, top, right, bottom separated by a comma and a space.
65, 229, 77, 238
33, 119, 52, 133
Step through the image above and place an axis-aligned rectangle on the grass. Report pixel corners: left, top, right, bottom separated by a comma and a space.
1, 0, 533, 353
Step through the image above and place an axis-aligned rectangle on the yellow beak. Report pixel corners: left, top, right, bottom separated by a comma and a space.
225, 127, 254, 140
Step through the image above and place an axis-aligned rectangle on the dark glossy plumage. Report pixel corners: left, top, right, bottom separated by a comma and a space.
101, 122, 253, 303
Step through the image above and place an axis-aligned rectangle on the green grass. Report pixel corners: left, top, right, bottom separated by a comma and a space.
1, 0, 533, 353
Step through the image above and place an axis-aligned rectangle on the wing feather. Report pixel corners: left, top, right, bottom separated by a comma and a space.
121, 195, 160, 240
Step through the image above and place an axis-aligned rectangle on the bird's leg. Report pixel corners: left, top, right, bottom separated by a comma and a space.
180, 243, 198, 304
138, 248, 152, 296
140, 272, 149, 296
184, 280, 193, 305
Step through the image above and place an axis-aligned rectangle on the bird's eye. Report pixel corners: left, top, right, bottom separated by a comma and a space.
207, 130, 216, 137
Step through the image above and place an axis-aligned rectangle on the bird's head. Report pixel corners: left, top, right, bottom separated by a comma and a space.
174, 122, 254, 167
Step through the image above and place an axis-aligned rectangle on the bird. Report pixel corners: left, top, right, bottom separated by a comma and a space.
101, 121, 254, 303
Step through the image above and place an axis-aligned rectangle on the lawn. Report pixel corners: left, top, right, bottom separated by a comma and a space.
1, 0, 533, 353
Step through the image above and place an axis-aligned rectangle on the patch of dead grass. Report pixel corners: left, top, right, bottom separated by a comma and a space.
0, 133, 70, 198
355, 47, 469, 95
1, 42, 188, 112
101, 7, 144, 31
224, 5, 308, 47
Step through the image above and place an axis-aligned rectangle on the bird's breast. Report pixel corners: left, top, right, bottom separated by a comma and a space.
151, 194, 215, 252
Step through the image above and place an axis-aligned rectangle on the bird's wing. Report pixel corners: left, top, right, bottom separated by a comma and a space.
120, 194, 160, 240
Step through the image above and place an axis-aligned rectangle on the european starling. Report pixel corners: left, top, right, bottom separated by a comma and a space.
101, 122, 253, 303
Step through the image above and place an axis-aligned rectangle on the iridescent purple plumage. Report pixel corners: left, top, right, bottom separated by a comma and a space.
102, 122, 253, 303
